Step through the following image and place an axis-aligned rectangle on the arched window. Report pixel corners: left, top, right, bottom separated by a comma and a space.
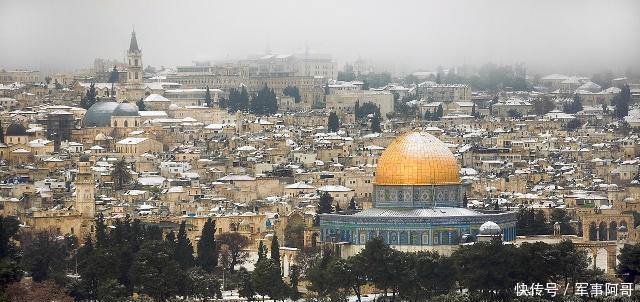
609, 221, 618, 240
124, 120, 128, 127
113, 121, 118, 127
598, 222, 608, 241
135, 72, 138, 79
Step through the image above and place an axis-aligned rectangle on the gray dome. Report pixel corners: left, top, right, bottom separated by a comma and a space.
83, 101, 119, 127
79, 154, 90, 162
113, 101, 139, 117
479, 221, 501, 236
5, 123, 27, 136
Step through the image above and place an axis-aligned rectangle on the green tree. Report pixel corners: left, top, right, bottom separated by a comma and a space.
317, 192, 333, 214
270, 234, 281, 275
453, 239, 519, 299
306, 247, 336, 297
204, 86, 213, 107
283, 220, 305, 249
327, 111, 340, 132
532, 96, 555, 115
355, 102, 380, 120
218, 232, 250, 272
613, 84, 631, 118
507, 109, 523, 119
136, 98, 146, 111
0, 123, 4, 144
283, 86, 301, 103
288, 264, 302, 301
370, 113, 382, 133
239, 86, 250, 111
553, 240, 590, 294
197, 218, 217, 272
412, 251, 456, 298
565, 118, 582, 131
549, 208, 575, 235
109, 66, 119, 96
517, 242, 558, 285
516, 208, 550, 235
330, 255, 367, 302
617, 243, 640, 283
250, 84, 277, 115
435, 104, 444, 120
185, 267, 221, 299
20, 230, 72, 282
252, 258, 284, 301
347, 197, 357, 210
111, 158, 132, 191
0, 216, 21, 289
95, 213, 108, 248
360, 237, 396, 297
238, 267, 255, 301
129, 241, 185, 301
80, 83, 97, 109
174, 221, 194, 269
563, 94, 583, 114
257, 241, 267, 262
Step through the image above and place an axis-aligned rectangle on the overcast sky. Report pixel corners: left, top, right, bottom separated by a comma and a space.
1, 0, 639, 76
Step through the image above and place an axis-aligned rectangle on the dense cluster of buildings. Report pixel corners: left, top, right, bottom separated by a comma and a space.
1, 31, 639, 276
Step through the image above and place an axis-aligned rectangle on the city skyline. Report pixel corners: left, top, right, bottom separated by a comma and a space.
1, 0, 639, 75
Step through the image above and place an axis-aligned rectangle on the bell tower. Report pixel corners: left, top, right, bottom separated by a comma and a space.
75, 155, 95, 219
127, 30, 143, 87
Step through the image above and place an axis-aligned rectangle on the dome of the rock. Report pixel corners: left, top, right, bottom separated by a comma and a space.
375, 131, 460, 185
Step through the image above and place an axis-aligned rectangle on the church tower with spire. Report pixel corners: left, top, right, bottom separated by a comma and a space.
124, 30, 145, 101
75, 155, 95, 219
127, 30, 143, 86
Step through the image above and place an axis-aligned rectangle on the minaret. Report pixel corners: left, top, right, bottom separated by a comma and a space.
75, 155, 95, 219
127, 30, 143, 87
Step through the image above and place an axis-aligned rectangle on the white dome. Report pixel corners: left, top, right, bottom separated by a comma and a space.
479, 221, 501, 236
168, 103, 179, 110
623, 197, 636, 203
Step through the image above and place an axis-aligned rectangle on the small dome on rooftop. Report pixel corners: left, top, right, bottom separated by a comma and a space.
112, 101, 139, 116
479, 221, 501, 236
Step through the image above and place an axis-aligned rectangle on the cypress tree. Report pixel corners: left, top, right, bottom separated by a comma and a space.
0, 123, 4, 144
436, 104, 444, 120
239, 86, 250, 111
197, 217, 217, 272
348, 197, 357, 210
327, 112, 340, 132
371, 114, 382, 133
95, 213, 108, 248
270, 234, 281, 275
136, 98, 146, 111
204, 86, 212, 107
614, 85, 631, 118
174, 220, 194, 269
317, 192, 333, 214
257, 240, 267, 262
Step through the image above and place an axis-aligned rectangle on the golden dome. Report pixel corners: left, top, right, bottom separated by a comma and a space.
375, 131, 460, 185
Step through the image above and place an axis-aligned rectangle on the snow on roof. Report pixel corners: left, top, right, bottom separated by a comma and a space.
318, 185, 353, 192
116, 137, 148, 145
285, 182, 316, 189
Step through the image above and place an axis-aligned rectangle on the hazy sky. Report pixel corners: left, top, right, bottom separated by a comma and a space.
1, 0, 639, 75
